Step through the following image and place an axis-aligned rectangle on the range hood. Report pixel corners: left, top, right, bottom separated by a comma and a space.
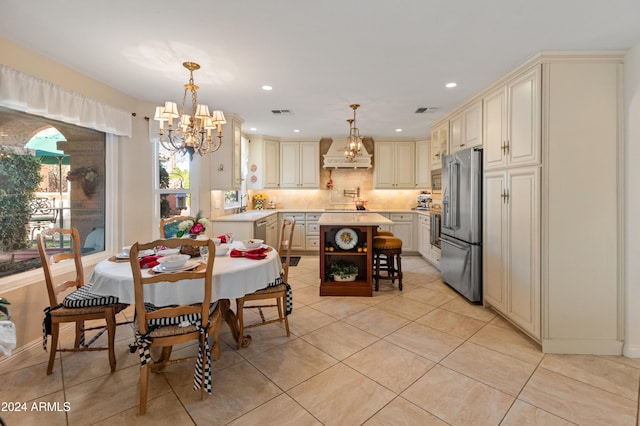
322, 138, 372, 169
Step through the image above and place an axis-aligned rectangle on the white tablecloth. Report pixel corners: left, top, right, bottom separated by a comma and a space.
89, 243, 282, 306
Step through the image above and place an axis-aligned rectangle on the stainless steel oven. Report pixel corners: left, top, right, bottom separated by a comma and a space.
430, 211, 441, 248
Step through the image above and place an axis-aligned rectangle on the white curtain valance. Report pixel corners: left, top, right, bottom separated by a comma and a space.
0, 64, 132, 137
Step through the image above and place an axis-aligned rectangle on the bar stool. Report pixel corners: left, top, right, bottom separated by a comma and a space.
376, 230, 394, 237
372, 236, 403, 291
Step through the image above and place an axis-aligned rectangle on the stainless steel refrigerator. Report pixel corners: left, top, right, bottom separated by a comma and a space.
441, 147, 482, 302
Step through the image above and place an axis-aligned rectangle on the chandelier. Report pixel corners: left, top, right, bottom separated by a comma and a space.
344, 103, 363, 161
154, 62, 226, 158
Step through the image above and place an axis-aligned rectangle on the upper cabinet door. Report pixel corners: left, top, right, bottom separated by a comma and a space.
508, 66, 541, 168
464, 101, 483, 148
484, 87, 508, 170
449, 113, 464, 154
263, 139, 280, 188
374, 141, 415, 188
279, 142, 299, 188
299, 142, 319, 188
484, 66, 541, 171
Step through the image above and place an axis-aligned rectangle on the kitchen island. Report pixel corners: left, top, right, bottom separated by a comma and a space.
318, 212, 393, 296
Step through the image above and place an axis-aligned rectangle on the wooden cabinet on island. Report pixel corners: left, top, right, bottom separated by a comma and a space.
318, 212, 392, 297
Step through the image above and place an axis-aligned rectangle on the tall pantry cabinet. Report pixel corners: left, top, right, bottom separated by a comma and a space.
482, 53, 623, 354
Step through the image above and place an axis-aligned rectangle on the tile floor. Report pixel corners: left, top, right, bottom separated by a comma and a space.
1, 256, 639, 425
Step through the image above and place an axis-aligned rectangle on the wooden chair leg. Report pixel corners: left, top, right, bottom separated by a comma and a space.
74, 321, 84, 348
236, 298, 245, 350
106, 308, 117, 372
210, 315, 221, 360
281, 296, 290, 336
139, 363, 149, 414
397, 254, 403, 291
47, 322, 59, 375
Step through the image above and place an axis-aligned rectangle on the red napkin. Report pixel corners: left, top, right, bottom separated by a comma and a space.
139, 255, 160, 269
217, 235, 227, 243
230, 247, 267, 259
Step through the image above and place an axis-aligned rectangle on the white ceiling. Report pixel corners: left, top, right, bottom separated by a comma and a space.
2, 0, 639, 140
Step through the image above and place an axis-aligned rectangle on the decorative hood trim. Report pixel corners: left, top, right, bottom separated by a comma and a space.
322, 138, 372, 169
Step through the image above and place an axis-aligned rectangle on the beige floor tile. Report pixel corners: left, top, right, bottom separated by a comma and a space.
285, 305, 336, 337
487, 312, 519, 330
301, 321, 378, 360
176, 361, 282, 426
60, 337, 139, 387
400, 286, 457, 306
220, 321, 293, 359
0, 342, 53, 375
227, 393, 322, 426
384, 322, 463, 362
501, 399, 576, 426
439, 297, 496, 322
310, 297, 370, 319
344, 340, 435, 394
65, 363, 171, 425
402, 365, 514, 426
540, 354, 640, 401
247, 338, 337, 390
416, 308, 487, 339
520, 368, 637, 425
356, 289, 398, 306
0, 390, 68, 426
376, 294, 437, 320
343, 306, 410, 338
0, 359, 63, 402
171, 337, 245, 373
441, 341, 536, 396
423, 279, 460, 295
292, 285, 325, 306
363, 397, 448, 425
469, 323, 543, 365
603, 354, 640, 369
288, 363, 396, 426
91, 392, 195, 425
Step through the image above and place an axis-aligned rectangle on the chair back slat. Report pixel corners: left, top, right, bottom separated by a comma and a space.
37, 227, 84, 307
278, 217, 296, 283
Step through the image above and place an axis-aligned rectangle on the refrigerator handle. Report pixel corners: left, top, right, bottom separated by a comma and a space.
450, 161, 459, 229
440, 236, 465, 250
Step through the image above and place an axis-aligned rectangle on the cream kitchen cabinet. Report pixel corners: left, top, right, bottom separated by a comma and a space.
415, 138, 430, 189
389, 213, 415, 252
280, 141, 319, 188
304, 212, 322, 251
374, 141, 415, 188
210, 114, 243, 190
484, 166, 540, 339
449, 101, 483, 154
263, 138, 280, 188
484, 66, 540, 171
430, 122, 448, 170
279, 213, 306, 250
418, 213, 430, 258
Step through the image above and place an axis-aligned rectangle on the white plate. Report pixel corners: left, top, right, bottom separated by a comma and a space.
152, 260, 199, 273
157, 248, 180, 257
115, 249, 154, 259
335, 228, 358, 250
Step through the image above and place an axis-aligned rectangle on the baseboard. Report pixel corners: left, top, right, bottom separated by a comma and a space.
622, 343, 640, 358
542, 338, 624, 355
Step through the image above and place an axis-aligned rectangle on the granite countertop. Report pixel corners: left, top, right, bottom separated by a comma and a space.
317, 212, 393, 226
210, 210, 277, 222
212, 208, 419, 222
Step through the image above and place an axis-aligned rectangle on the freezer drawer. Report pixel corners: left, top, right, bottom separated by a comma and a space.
440, 235, 482, 302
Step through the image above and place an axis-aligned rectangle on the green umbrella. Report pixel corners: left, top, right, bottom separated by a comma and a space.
25, 133, 69, 199
24, 134, 69, 165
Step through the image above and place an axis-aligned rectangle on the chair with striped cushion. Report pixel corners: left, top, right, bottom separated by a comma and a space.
160, 215, 196, 238
235, 216, 295, 349
38, 227, 129, 375
129, 237, 222, 414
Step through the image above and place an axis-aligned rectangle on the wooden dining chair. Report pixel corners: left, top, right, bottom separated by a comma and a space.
38, 227, 129, 375
129, 237, 222, 414
236, 216, 295, 349
159, 215, 196, 238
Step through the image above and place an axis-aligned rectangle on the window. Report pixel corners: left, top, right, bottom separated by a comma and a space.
158, 145, 193, 219
0, 107, 106, 278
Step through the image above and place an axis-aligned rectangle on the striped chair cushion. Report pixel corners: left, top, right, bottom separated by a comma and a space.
62, 283, 120, 308
144, 301, 219, 328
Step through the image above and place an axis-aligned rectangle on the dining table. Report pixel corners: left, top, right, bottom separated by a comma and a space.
88, 241, 283, 347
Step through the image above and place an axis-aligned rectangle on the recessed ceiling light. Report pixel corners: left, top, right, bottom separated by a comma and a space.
293, 129, 300, 133
445, 82, 457, 88
395, 128, 403, 132
262, 85, 273, 91
250, 127, 257, 131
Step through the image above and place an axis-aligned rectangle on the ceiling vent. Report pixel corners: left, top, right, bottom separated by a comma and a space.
271, 109, 292, 115
414, 107, 439, 114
